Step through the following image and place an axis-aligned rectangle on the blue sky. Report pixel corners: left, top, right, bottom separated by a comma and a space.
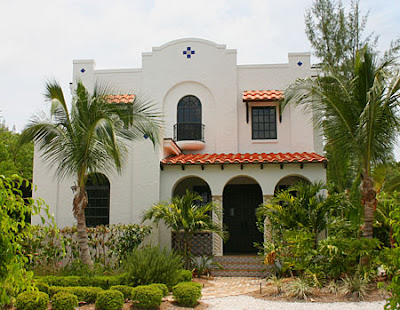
1, 0, 399, 132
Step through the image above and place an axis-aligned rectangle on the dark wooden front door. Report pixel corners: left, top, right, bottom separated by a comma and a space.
223, 184, 263, 254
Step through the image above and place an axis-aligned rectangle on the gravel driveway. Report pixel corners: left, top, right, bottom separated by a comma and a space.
203, 295, 386, 310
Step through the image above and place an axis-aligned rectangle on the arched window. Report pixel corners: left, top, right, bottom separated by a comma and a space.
175, 95, 203, 141
85, 173, 110, 227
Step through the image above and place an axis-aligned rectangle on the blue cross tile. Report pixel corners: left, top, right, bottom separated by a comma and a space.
297, 61, 303, 67
80, 68, 86, 73
183, 47, 195, 58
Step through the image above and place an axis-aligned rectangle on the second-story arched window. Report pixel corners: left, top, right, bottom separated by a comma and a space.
175, 95, 203, 141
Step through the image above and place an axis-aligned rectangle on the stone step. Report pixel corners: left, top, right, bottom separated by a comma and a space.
211, 255, 267, 277
212, 269, 267, 277
216, 261, 265, 271
214, 255, 262, 263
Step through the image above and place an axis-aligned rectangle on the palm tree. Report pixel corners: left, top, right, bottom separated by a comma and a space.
283, 46, 400, 239
142, 190, 225, 269
21, 81, 162, 266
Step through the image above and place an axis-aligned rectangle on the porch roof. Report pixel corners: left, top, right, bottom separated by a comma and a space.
161, 152, 327, 165
242, 90, 283, 102
106, 94, 135, 103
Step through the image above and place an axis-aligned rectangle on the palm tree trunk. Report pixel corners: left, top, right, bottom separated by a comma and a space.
73, 186, 93, 267
361, 173, 376, 239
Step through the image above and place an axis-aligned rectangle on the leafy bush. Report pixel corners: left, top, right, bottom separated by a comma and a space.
177, 269, 192, 282
123, 246, 183, 288
95, 290, 124, 310
0, 176, 54, 307
52, 292, 78, 310
172, 282, 202, 307
48, 286, 103, 303
23, 224, 151, 273
131, 285, 163, 309
284, 278, 314, 300
110, 285, 134, 299
16, 291, 49, 310
149, 283, 169, 297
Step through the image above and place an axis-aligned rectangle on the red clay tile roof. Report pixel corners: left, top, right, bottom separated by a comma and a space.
243, 90, 283, 101
161, 152, 326, 165
106, 94, 135, 104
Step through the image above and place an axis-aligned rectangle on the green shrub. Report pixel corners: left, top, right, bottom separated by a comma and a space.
38, 276, 83, 287
36, 275, 124, 289
95, 290, 124, 310
149, 283, 169, 296
172, 282, 202, 307
16, 291, 49, 310
52, 292, 78, 310
34, 280, 49, 294
87, 276, 122, 289
177, 269, 192, 282
131, 285, 163, 309
339, 274, 370, 300
48, 286, 103, 303
110, 285, 133, 299
123, 246, 183, 288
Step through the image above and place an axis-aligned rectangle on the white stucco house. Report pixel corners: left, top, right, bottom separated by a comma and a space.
33, 38, 326, 260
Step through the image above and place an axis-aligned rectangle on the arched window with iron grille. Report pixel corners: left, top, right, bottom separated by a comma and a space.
174, 95, 204, 141
85, 173, 110, 227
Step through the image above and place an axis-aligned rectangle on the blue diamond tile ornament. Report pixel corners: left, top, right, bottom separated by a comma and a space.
297, 61, 303, 67
183, 47, 195, 59
143, 134, 149, 139
80, 68, 86, 73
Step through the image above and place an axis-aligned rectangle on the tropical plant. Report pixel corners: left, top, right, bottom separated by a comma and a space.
339, 273, 370, 300
20, 81, 162, 266
258, 181, 336, 245
284, 278, 314, 301
142, 190, 225, 268
283, 47, 400, 240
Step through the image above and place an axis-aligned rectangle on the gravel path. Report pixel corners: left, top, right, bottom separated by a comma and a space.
203, 295, 386, 310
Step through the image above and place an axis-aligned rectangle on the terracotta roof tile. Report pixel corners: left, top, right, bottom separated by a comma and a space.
243, 90, 283, 101
161, 152, 327, 165
106, 94, 135, 104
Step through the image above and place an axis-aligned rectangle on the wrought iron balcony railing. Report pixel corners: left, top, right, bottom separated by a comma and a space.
174, 123, 205, 142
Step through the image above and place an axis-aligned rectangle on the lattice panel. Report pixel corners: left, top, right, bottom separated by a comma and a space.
171, 231, 213, 256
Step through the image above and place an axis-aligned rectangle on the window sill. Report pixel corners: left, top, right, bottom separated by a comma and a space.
251, 139, 278, 144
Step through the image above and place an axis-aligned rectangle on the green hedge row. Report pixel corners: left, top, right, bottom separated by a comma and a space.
36, 274, 125, 289
19, 279, 200, 310
48, 286, 104, 303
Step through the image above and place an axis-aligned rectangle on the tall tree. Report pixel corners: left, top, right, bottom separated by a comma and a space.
0, 123, 33, 179
305, 0, 375, 72
283, 47, 400, 239
20, 81, 162, 266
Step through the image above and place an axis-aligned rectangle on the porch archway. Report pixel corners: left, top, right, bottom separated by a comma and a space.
223, 176, 263, 254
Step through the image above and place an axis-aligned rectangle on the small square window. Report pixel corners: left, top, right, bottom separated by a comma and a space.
251, 106, 277, 139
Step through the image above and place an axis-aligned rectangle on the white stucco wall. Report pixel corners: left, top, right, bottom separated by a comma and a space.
33, 38, 326, 241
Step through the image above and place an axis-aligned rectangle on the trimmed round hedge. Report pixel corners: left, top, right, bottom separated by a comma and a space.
172, 282, 202, 307
52, 292, 78, 310
132, 285, 163, 309
177, 269, 193, 283
149, 283, 169, 297
16, 291, 49, 310
110, 285, 133, 299
95, 290, 124, 310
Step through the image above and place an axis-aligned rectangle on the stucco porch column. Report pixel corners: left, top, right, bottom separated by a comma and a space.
263, 195, 274, 242
212, 195, 223, 256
